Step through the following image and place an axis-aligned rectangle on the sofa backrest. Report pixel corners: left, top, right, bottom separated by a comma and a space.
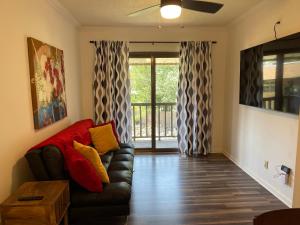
26, 119, 94, 181
25, 145, 66, 180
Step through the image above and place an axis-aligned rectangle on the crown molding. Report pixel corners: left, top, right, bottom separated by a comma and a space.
46, 0, 80, 27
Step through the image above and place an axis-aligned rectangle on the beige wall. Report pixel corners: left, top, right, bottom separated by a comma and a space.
0, 0, 81, 202
79, 26, 228, 153
224, 0, 300, 207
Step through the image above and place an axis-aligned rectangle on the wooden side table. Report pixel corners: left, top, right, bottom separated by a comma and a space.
1, 181, 70, 225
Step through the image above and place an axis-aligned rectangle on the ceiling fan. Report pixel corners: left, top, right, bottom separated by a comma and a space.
128, 0, 224, 19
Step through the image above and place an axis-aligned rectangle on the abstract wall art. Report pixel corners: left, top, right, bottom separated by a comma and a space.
27, 37, 67, 129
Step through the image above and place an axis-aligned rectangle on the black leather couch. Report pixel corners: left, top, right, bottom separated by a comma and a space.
25, 142, 134, 223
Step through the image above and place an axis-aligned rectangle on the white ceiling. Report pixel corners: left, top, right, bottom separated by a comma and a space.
58, 0, 262, 27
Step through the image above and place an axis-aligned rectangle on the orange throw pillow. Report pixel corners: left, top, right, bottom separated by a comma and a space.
94, 120, 120, 144
89, 123, 120, 155
73, 141, 110, 183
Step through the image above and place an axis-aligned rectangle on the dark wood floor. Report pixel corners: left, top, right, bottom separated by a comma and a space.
78, 153, 287, 225
126, 153, 286, 225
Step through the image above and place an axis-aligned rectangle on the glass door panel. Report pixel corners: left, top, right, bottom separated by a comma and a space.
129, 58, 152, 148
155, 58, 179, 149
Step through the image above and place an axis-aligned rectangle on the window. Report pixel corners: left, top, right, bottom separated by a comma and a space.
129, 53, 179, 150
263, 52, 300, 113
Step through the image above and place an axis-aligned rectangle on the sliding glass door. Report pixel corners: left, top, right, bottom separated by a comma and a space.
129, 53, 179, 150
129, 58, 152, 148
155, 58, 179, 149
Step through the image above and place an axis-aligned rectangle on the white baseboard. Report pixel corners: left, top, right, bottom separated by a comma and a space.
223, 151, 292, 207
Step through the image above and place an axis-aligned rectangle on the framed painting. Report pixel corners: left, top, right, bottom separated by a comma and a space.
27, 37, 67, 129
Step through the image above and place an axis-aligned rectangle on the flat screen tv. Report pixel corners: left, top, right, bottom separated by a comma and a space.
240, 32, 300, 114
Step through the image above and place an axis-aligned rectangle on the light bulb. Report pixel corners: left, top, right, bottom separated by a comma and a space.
160, 5, 182, 19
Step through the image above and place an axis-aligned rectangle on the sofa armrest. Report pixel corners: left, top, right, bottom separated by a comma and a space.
25, 149, 50, 180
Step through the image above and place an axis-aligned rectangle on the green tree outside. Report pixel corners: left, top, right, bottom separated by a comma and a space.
129, 58, 179, 103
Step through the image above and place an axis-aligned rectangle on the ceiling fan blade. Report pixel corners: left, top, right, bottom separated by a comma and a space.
128, 4, 160, 17
182, 0, 223, 14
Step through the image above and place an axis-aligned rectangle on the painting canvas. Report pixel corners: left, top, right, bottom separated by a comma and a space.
27, 37, 67, 129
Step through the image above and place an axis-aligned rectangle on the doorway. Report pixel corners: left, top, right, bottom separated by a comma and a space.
129, 52, 179, 150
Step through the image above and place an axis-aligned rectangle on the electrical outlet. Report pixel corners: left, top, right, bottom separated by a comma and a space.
264, 161, 269, 169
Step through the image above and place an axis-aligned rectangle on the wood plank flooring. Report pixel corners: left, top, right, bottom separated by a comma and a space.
127, 153, 287, 225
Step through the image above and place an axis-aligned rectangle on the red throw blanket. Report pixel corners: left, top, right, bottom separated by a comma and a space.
28, 119, 105, 192
29, 119, 94, 154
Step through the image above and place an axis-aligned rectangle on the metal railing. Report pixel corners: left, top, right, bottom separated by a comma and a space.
263, 97, 275, 109
131, 102, 177, 141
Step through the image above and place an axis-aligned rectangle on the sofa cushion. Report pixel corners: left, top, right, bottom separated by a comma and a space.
42, 145, 66, 180
71, 182, 131, 207
25, 149, 50, 180
108, 170, 133, 185
109, 161, 133, 171
102, 162, 110, 171
100, 151, 114, 164
114, 148, 134, 156
119, 143, 134, 149
112, 154, 134, 162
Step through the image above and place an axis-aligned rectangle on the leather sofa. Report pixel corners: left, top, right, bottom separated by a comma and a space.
25, 120, 134, 223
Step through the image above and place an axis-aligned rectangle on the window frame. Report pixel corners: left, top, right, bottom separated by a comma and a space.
129, 52, 179, 152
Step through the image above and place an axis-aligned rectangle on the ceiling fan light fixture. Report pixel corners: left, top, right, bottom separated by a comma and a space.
160, 0, 182, 19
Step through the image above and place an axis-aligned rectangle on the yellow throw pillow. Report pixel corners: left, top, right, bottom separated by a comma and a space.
89, 124, 120, 155
73, 141, 110, 183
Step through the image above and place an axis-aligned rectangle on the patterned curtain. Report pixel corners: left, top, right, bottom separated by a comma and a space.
93, 41, 132, 143
177, 41, 213, 156
240, 45, 264, 107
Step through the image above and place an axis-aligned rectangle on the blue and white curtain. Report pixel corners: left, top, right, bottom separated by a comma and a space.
177, 41, 213, 156
93, 41, 132, 143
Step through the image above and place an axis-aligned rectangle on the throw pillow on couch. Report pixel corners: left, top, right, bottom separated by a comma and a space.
89, 122, 120, 155
94, 120, 120, 144
64, 145, 103, 192
73, 140, 110, 183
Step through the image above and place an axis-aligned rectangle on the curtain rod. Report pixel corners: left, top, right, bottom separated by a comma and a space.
89, 41, 217, 44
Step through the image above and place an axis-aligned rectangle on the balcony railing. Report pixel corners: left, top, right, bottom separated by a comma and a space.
131, 102, 177, 141
263, 97, 275, 109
